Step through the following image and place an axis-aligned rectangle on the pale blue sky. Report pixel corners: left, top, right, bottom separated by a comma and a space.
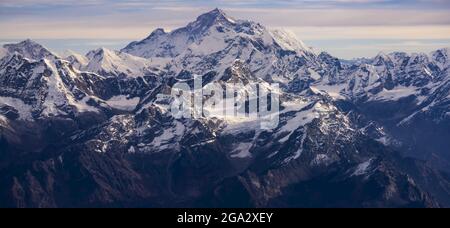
1, 0, 449, 59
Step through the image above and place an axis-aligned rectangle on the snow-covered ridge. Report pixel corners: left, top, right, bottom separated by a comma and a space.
0, 40, 169, 121
312, 47, 450, 103
270, 29, 311, 53
84, 47, 154, 77
2, 39, 58, 61
0, 47, 105, 120
431, 48, 450, 70
62, 49, 89, 70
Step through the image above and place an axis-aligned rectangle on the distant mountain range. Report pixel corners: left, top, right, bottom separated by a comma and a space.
0, 8, 449, 208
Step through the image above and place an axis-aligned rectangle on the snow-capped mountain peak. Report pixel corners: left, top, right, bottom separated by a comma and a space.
85, 47, 154, 77
3, 39, 57, 61
204, 8, 233, 21
195, 8, 235, 24
186, 8, 236, 33
122, 8, 317, 81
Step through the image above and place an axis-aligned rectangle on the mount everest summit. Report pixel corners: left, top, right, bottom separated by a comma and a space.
0, 9, 449, 208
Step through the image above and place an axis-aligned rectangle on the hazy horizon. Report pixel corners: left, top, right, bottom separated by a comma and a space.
2, 38, 449, 60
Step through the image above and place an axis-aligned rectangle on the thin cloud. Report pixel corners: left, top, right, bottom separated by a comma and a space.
284, 26, 450, 40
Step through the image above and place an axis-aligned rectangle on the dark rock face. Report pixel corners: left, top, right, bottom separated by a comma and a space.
0, 149, 150, 208
205, 128, 444, 208
1, 117, 446, 208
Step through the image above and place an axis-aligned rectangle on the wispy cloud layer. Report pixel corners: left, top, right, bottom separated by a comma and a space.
1, 0, 450, 9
